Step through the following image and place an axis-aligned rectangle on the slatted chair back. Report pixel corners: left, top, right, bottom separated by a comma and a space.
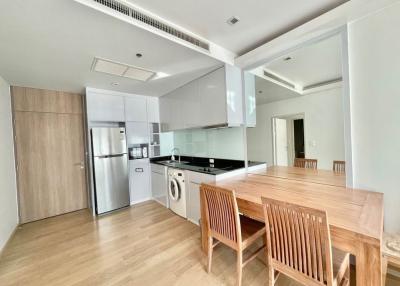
201, 184, 241, 250
332, 161, 345, 173
261, 197, 334, 286
294, 158, 318, 169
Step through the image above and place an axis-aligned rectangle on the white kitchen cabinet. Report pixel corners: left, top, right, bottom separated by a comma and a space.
146, 97, 160, 123
159, 64, 243, 131
129, 159, 151, 204
126, 122, 149, 145
198, 67, 227, 126
185, 171, 215, 225
151, 163, 168, 206
244, 72, 256, 127
181, 80, 201, 129
86, 91, 125, 122
125, 96, 147, 122
159, 87, 184, 132
225, 64, 244, 126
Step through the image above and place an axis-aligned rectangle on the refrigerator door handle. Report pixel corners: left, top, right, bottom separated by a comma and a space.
96, 154, 126, 159
135, 168, 144, 173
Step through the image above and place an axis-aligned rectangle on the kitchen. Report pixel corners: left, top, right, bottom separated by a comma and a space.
0, 0, 400, 285
84, 63, 265, 224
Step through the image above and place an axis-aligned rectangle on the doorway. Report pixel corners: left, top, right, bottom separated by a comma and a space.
272, 114, 305, 167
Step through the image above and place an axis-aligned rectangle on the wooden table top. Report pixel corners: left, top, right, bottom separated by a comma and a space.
249, 166, 346, 187
211, 173, 383, 242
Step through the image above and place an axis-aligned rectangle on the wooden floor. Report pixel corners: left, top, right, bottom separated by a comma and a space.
0, 201, 399, 286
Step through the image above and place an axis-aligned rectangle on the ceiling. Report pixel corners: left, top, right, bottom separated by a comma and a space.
0, 0, 222, 96
264, 34, 343, 88
255, 76, 300, 105
255, 33, 343, 105
126, 0, 348, 55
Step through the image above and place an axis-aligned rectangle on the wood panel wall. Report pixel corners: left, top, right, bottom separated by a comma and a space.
11, 87, 87, 223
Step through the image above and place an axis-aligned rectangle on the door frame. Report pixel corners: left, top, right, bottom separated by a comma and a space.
272, 113, 305, 166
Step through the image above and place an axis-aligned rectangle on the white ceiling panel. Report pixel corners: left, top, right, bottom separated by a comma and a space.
0, 0, 221, 96
126, 0, 348, 54
264, 34, 343, 87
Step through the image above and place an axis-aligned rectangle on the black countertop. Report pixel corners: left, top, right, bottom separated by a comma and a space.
150, 156, 265, 176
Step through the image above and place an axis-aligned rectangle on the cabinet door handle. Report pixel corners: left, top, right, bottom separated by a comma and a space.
135, 168, 144, 172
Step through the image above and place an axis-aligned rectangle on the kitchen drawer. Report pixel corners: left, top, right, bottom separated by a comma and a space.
186, 171, 215, 184
151, 163, 166, 175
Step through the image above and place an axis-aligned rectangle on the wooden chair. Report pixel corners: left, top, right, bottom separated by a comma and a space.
294, 158, 318, 169
382, 232, 400, 285
332, 161, 345, 173
261, 197, 350, 286
201, 184, 266, 286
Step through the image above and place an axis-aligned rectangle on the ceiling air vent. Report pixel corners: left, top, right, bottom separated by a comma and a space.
93, 0, 210, 51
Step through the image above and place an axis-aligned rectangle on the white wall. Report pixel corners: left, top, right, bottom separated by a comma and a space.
0, 76, 18, 251
247, 87, 345, 170
348, 2, 400, 232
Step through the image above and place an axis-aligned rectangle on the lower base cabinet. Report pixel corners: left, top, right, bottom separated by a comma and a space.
186, 171, 215, 225
129, 159, 151, 204
151, 164, 168, 207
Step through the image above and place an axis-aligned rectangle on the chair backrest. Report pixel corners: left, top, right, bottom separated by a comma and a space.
294, 158, 318, 169
261, 197, 334, 286
200, 184, 241, 249
332, 161, 345, 173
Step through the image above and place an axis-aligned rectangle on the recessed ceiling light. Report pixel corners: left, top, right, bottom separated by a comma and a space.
92, 57, 156, 82
227, 16, 240, 26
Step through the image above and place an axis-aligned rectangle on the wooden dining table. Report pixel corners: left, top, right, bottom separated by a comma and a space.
248, 165, 346, 187
200, 166, 384, 286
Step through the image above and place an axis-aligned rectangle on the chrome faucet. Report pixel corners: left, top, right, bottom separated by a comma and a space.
170, 148, 181, 163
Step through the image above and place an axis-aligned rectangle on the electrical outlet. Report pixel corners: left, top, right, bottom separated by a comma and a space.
209, 158, 214, 163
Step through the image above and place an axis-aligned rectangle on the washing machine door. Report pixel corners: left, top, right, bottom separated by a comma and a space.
169, 178, 181, 201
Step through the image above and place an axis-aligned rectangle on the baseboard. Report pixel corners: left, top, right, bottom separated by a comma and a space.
0, 224, 19, 260
187, 218, 200, 226
130, 197, 152, 206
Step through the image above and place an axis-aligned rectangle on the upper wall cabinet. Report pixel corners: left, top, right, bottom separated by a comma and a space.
147, 97, 160, 123
159, 64, 243, 132
125, 96, 147, 122
244, 72, 256, 127
86, 88, 160, 124
86, 90, 125, 122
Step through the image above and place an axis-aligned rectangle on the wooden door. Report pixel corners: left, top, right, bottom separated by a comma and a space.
12, 87, 87, 223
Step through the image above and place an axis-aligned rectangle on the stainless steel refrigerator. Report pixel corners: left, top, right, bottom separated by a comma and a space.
91, 127, 130, 214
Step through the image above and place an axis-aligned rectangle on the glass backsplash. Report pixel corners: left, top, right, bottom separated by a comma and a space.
159, 127, 245, 160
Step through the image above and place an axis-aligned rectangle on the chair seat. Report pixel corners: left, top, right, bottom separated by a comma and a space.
332, 248, 350, 286
240, 215, 266, 249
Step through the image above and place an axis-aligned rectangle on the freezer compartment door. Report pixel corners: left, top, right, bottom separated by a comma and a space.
94, 154, 130, 214
92, 127, 127, 156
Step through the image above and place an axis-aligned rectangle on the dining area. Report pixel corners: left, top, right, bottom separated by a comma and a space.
199, 164, 385, 286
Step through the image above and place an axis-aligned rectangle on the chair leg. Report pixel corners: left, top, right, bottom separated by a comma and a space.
207, 236, 213, 273
382, 255, 388, 286
267, 265, 274, 286
237, 250, 243, 286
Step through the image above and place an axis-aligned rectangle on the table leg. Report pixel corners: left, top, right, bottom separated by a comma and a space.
356, 242, 382, 286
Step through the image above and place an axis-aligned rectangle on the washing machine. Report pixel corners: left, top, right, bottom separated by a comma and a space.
167, 168, 187, 218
